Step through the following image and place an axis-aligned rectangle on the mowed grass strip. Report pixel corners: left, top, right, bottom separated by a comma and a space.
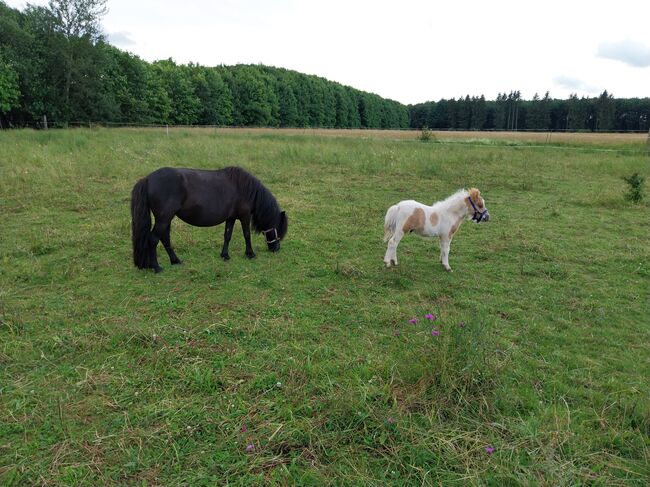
0, 128, 648, 485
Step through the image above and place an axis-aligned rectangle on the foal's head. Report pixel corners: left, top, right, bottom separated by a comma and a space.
466, 188, 490, 223
263, 211, 288, 252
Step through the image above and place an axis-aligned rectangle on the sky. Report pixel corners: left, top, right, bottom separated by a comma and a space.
5, 0, 650, 105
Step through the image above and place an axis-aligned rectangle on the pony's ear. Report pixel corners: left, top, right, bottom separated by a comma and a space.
278, 211, 288, 240
469, 188, 481, 201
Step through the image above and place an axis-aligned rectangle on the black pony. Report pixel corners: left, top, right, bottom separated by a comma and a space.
131, 166, 288, 272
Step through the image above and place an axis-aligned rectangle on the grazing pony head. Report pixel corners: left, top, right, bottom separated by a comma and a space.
262, 210, 288, 252
226, 166, 289, 253
466, 188, 490, 223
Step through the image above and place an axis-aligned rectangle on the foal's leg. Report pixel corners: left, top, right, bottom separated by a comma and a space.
240, 215, 256, 259
439, 236, 452, 272
220, 218, 236, 261
160, 221, 182, 265
384, 229, 404, 267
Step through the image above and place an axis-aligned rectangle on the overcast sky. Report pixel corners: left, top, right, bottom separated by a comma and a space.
6, 0, 650, 104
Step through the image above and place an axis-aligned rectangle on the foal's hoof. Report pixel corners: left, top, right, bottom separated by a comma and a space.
245, 252, 256, 259
221, 253, 230, 261
443, 266, 453, 273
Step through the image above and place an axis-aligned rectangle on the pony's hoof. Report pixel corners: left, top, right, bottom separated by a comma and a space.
154, 266, 163, 273
221, 254, 230, 261
171, 259, 182, 265
444, 267, 452, 273
245, 252, 256, 259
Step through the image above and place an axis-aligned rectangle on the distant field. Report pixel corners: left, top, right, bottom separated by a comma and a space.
172, 126, 649, 147
1, 128, 648, 485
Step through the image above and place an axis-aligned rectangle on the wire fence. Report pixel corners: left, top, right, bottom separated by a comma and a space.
3, 119, 650, 134
2, 120, 649, 155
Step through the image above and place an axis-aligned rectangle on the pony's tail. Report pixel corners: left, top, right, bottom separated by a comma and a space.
131, 178, 152, 269
383, 204, 399, 242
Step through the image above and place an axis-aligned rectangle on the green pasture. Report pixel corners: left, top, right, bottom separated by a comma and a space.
1, 128, 648, 485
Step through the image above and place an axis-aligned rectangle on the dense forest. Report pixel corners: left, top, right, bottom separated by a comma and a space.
1, 1, 648, 132
409, 91, 650, 132
0, 1, 408, 129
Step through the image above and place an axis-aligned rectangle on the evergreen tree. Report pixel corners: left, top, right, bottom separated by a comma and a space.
596, 90, 615, 131
456, 95, 471, 129
470, 96, 486, 129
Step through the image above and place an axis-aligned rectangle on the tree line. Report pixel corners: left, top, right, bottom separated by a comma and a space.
0, 1, 408, 129
1, 1, 648, 132
409, 90, 650, 132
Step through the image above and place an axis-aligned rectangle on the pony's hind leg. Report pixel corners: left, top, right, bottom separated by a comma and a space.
149, 217, 173, 272
161, 221, 182, 265
384, 229, 404, 267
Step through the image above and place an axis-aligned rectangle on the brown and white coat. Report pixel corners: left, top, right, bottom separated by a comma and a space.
383, 188, 489, 271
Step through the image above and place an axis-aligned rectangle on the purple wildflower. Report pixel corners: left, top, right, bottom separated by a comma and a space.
408, 318, 418, 324
387, 417, 396, 424
425, 313, 437, 321
431, 330, 440, 336
458, 321, 466, 328
246, 443, 255, 452
485, 445, 495, 454
240, 425, 248, 433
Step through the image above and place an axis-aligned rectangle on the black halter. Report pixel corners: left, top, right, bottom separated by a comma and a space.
468, 196, 488, 222
262, 227, 279, 244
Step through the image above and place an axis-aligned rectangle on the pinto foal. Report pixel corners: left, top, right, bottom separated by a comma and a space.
383, 188, 489, 271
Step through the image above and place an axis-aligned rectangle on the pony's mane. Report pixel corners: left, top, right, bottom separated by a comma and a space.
223, 166, 280, 233
437, 189, 469, 206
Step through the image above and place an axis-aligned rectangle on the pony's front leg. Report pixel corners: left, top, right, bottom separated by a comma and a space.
384, 230, 404, 267
439, 237, 452, 272
240, 215, 256, 259
220, 218, 236, 260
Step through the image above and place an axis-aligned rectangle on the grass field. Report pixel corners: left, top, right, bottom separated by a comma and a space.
1, 128, 648, 485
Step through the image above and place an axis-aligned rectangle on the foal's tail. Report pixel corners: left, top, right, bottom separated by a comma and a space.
383, 204, 399, 242
131, 178, 152, 269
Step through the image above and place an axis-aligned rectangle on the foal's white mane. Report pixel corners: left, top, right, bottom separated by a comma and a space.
433, 189, 469, 210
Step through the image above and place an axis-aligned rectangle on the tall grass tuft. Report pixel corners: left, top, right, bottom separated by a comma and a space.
622, 172, 645, 203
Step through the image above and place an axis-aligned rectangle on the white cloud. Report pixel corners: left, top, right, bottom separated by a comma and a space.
4, 0, 650, 103
107, 31, 135, 47
553, 76, 601, 96
597, 39, 650, 68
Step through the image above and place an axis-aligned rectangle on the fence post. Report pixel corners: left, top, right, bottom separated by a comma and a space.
43, 115, 48, 130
